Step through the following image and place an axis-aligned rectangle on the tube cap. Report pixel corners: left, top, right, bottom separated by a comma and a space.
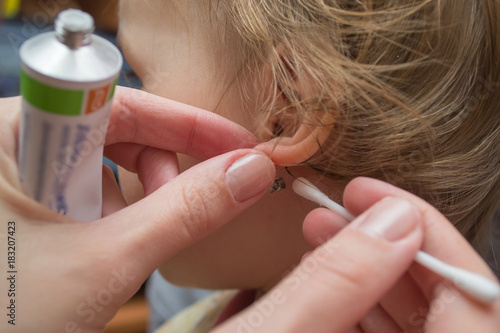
55, 9, 95, 49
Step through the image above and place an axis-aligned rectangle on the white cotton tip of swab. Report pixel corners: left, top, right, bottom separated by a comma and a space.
292, 177, 500, 304
292, 178, 355, 221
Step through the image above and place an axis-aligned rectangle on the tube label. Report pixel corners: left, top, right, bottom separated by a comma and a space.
19, 69, 118, 222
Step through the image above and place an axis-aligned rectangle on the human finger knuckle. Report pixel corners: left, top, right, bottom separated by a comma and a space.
176, 183, 217, 242
317, 253, 372, 290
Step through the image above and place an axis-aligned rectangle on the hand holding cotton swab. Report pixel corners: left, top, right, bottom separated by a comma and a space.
292, 177, 500, 304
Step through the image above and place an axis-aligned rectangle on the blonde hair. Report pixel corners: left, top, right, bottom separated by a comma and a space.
199, 0, 500, 250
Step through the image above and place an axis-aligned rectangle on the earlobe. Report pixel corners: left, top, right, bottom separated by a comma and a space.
256, 118, 332, 166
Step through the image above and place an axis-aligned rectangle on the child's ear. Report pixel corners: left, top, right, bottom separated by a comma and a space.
256, 115, 332, 166
255, 46, 335, 166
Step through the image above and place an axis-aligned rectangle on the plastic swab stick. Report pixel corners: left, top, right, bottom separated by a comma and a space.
292, 177, 500, 304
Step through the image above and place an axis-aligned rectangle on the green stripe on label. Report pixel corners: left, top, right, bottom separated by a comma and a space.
21, 70, 84, 115
108, 77, 118, 101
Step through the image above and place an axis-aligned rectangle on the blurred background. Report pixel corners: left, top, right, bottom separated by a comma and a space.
0, 0, 141, 98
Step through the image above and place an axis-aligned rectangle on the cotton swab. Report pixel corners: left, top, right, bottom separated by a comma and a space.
292, 177, 500, 304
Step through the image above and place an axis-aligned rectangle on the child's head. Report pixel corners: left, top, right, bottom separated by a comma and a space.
119, 0, 500, 289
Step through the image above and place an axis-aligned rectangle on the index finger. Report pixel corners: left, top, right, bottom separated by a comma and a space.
105, 87, 258, 160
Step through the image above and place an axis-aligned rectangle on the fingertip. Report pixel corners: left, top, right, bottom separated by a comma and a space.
137, 147, 179, 196
102, 164, 127, 217
344, 177, 400, 216
102, 164, 116, 184
225, 151, 276, 202
303, 208, 349, 246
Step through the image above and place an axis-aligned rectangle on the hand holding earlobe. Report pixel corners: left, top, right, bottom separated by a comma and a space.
0, 89, 274, 333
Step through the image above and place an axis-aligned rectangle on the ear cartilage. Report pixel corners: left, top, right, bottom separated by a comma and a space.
292, 177, 500, 304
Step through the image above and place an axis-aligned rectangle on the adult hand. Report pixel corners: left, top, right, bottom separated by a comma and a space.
0, 87, 276, 333
215, 178, 500, 332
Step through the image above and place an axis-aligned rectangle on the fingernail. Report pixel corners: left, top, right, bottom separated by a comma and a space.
226, 153, 276, 202
353, 197, 420, 242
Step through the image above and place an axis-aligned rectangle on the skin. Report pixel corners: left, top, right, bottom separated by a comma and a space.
0, 90, 277, 332
118, 0, 322, 291
2, 91, 497, 331
1, 1, 498, 331
116, 1, 500, 332
1, 91, 498, 331
217, 179, 500, 332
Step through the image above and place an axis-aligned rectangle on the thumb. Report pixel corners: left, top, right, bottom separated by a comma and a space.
96, 149, 275, 278
216, 197, 423, 333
